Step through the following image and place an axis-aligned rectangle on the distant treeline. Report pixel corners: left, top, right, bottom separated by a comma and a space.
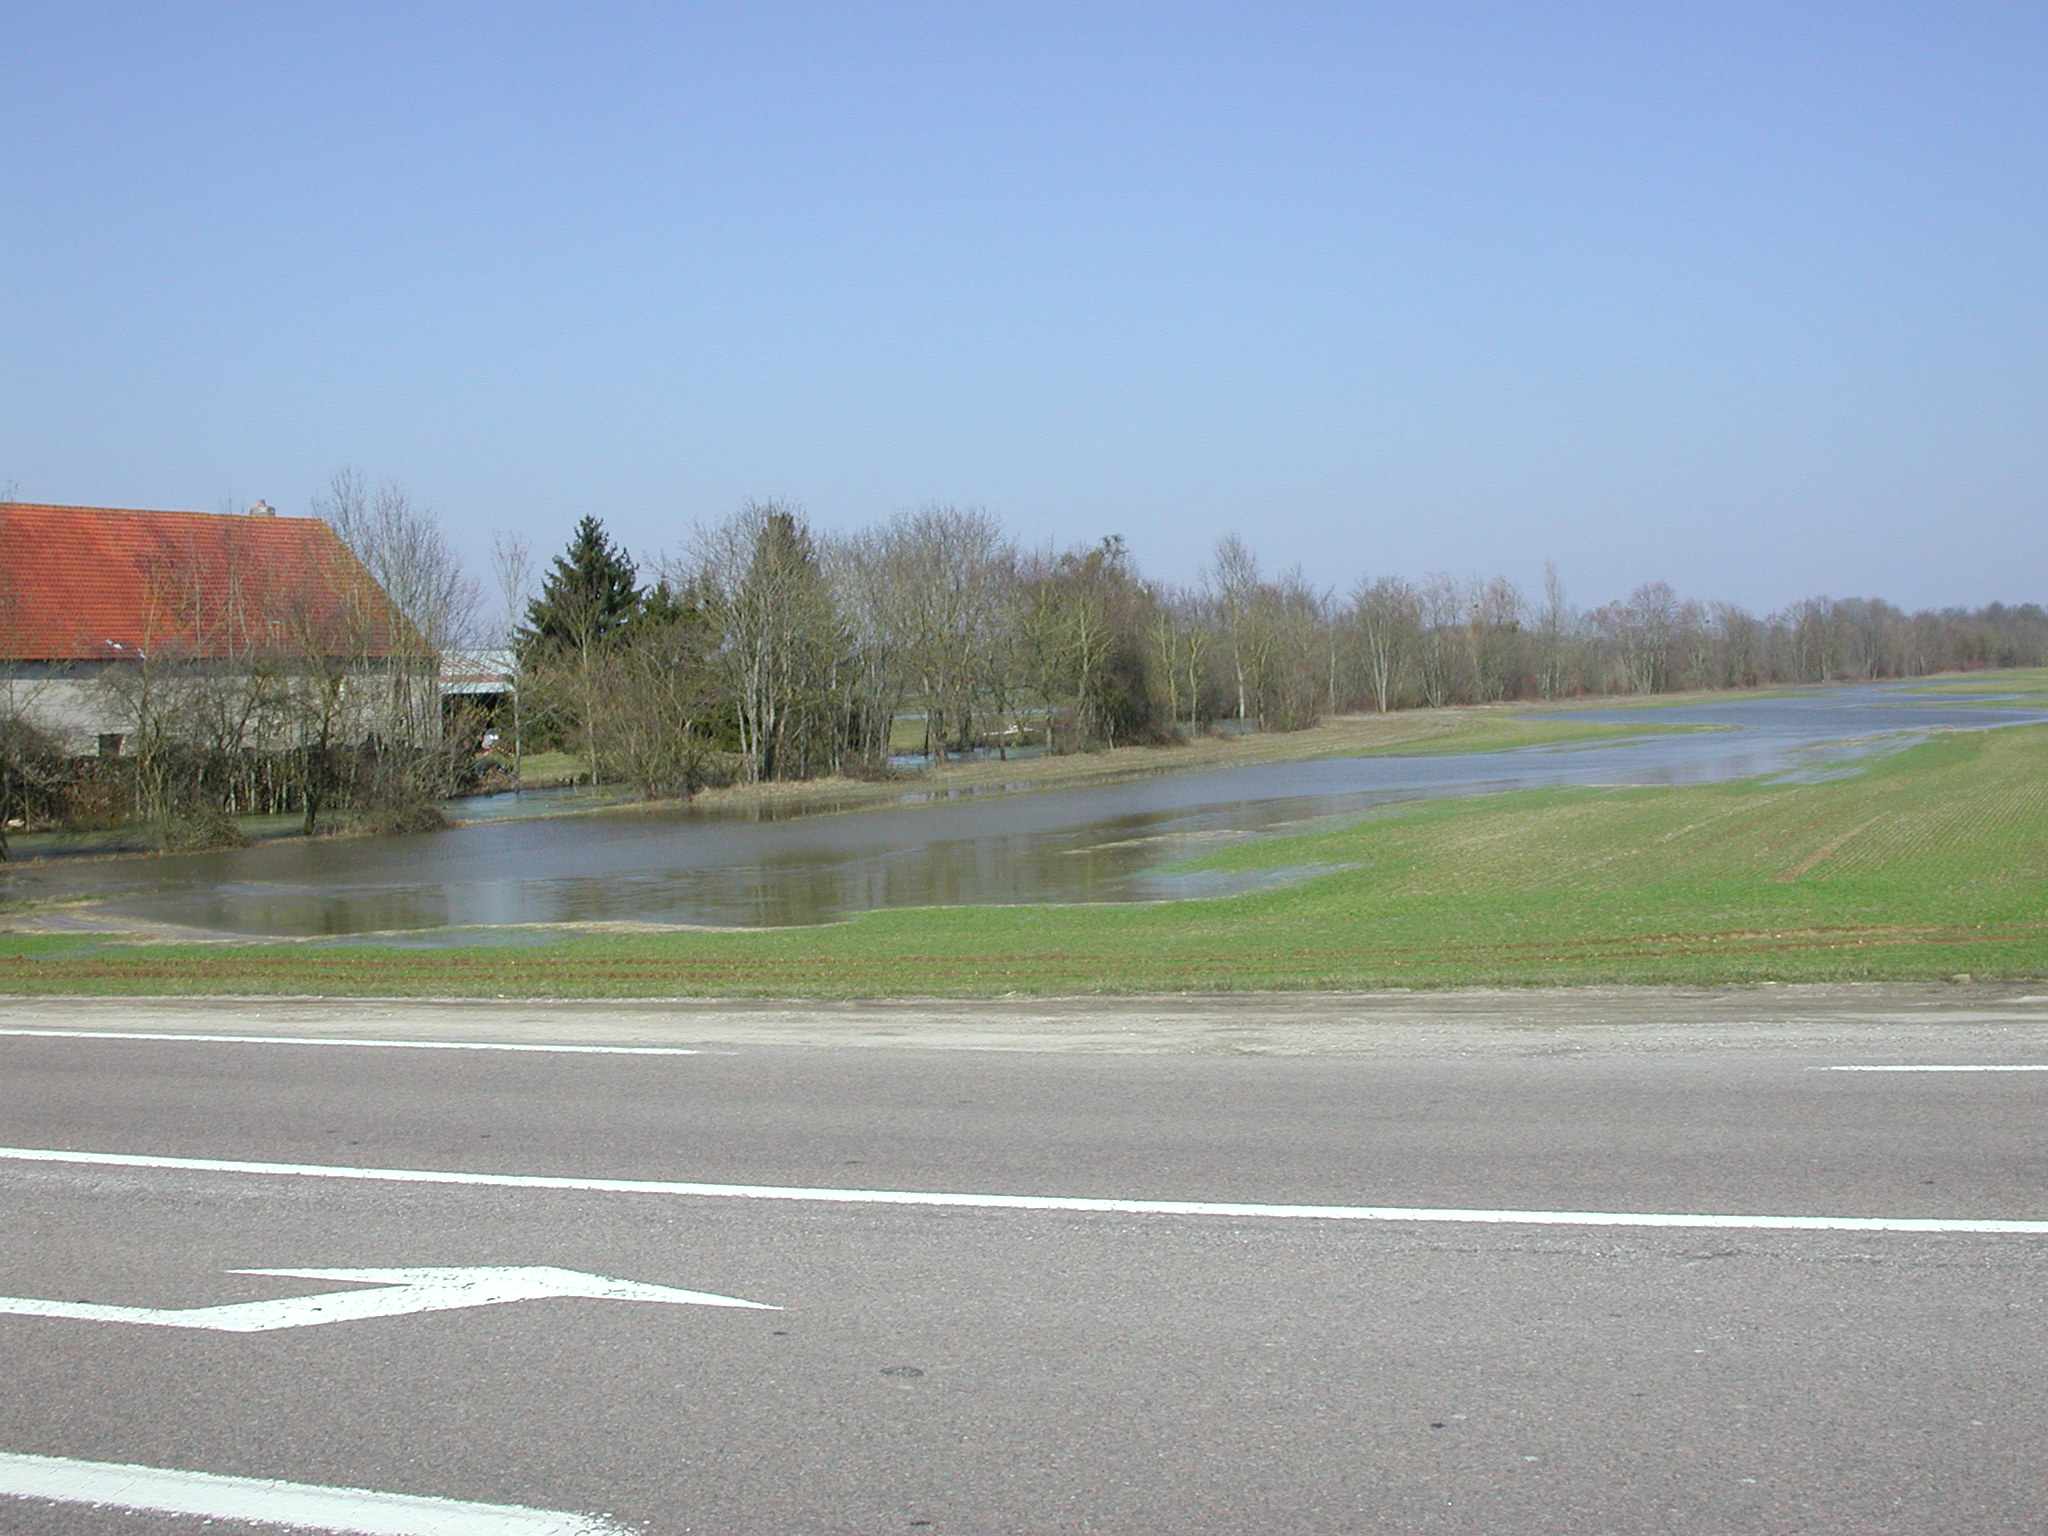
509, 499, 2048, 798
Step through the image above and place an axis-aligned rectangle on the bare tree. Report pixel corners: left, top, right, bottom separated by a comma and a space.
317, 471, 479, 655
586, 579, 721, 799
1535, 561, 1575, 699
1147, 588, 1212, 733
490, 532, 533, 783
98, 520, 285, 843
1587, 583, 1675, 695
490, 533, 533, 648
883, 505, 1014, 759
1256, 567, 1329, 730
690, 500, 847, 782
829, 528, 914, 766
1903, 608, 1947, 679
1016, 540, 1155, 752
1463, 576, 1524, 703
1414, 574, 1466, 707
1352, 576, 1419, 713
1673, 598, 1715, 690
1205, 534, 1262, 723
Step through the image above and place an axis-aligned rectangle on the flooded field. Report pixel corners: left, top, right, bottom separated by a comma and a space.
4, 685, 2040, 938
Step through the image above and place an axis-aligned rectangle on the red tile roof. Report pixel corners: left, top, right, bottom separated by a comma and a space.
0, 503, 419, 662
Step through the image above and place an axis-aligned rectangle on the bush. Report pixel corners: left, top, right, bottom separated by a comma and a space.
351, 800, 453, 836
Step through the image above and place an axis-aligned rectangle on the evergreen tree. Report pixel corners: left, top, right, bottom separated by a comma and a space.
518, 515, 641, 660
515, 516, 641, 782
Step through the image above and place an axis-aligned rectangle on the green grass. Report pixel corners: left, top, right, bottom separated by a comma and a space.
510, 750, 587, 786
1343, 715, 1721, 754
1522, 687, 1806, 711
1886, 667, 2048, 706
6, 721, 2044, 997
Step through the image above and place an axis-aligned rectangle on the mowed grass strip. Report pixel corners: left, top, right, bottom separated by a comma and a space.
3, 724, 2044, 996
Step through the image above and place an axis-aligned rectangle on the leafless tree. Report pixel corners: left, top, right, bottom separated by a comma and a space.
490, 532, 533, 648
1013, 539, 1165, 750
1414, 574, 1465, 707
1707, 602, 1761, 688
1205, 534, 1262, 722
1535, 561, 1575, 699
1255, 567, 1329, 731
881, 505, 1015, 758
828, 528, 912, 766
1462, 576, 1524, 703
585, 581, 721, 799
1590, 582, 1678, 694
317, 471, 480, 655
1352, 576, 1420, 713
1672, 599, 1715, 690
1903, 608, 1947, 678
1784, 596, 1843, 683
689, 500, 847, 782
489, 532, 534, 782
1015, 546, 1109, 753
1147, 588, 1212, 732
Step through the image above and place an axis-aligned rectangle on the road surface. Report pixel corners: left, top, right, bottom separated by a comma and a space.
2, 989, 2046, 1534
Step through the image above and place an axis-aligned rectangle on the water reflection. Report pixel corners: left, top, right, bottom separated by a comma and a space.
6, 684, 2041, 937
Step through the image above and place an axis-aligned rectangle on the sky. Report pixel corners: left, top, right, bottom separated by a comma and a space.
3, 1, 2044, 613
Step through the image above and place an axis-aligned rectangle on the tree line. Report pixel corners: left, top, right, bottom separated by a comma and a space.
509, 500, 2048, 798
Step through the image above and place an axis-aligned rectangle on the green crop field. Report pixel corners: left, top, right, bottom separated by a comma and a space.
4, 720, 2043, 997
1887, 668, 2048, 706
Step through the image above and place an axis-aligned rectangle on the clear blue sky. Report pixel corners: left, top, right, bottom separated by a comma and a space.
3, 2, 2043, 612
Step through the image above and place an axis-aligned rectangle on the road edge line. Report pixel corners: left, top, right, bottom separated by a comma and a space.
3, 1144, 2045, 1235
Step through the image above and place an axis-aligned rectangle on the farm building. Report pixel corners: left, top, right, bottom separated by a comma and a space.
0, 501, 431, 756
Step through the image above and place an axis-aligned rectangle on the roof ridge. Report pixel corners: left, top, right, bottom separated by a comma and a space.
2, 502, 322, 523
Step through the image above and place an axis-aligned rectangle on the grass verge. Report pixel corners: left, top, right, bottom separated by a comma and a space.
3, 722, 2043, 997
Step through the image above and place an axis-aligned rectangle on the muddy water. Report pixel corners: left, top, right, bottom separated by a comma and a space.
5, 685, 2040, 937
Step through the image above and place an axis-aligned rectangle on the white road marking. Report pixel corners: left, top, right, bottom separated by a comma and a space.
0, 1450, 628, 1535
0, 1028, 698, 1055
2, 1145, 2044, 1235
0, 1265, 774, 1332
1826, 1064, 2048, 1072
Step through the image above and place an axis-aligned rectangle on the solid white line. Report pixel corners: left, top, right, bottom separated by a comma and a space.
1826, 1064, 2048, 1072
0, 1451, 627, 1535
2, 1145, 2043, 1235
0, 1029, 698, 1056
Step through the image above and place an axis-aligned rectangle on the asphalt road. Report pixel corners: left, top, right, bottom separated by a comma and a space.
3, 992, 2047, 1534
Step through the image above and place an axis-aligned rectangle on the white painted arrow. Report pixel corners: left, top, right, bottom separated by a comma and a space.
0, 1266, 776, 1332
0, 1452, 631, 1535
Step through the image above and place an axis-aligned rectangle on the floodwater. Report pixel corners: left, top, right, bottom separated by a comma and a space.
5, 684, 2042, 939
